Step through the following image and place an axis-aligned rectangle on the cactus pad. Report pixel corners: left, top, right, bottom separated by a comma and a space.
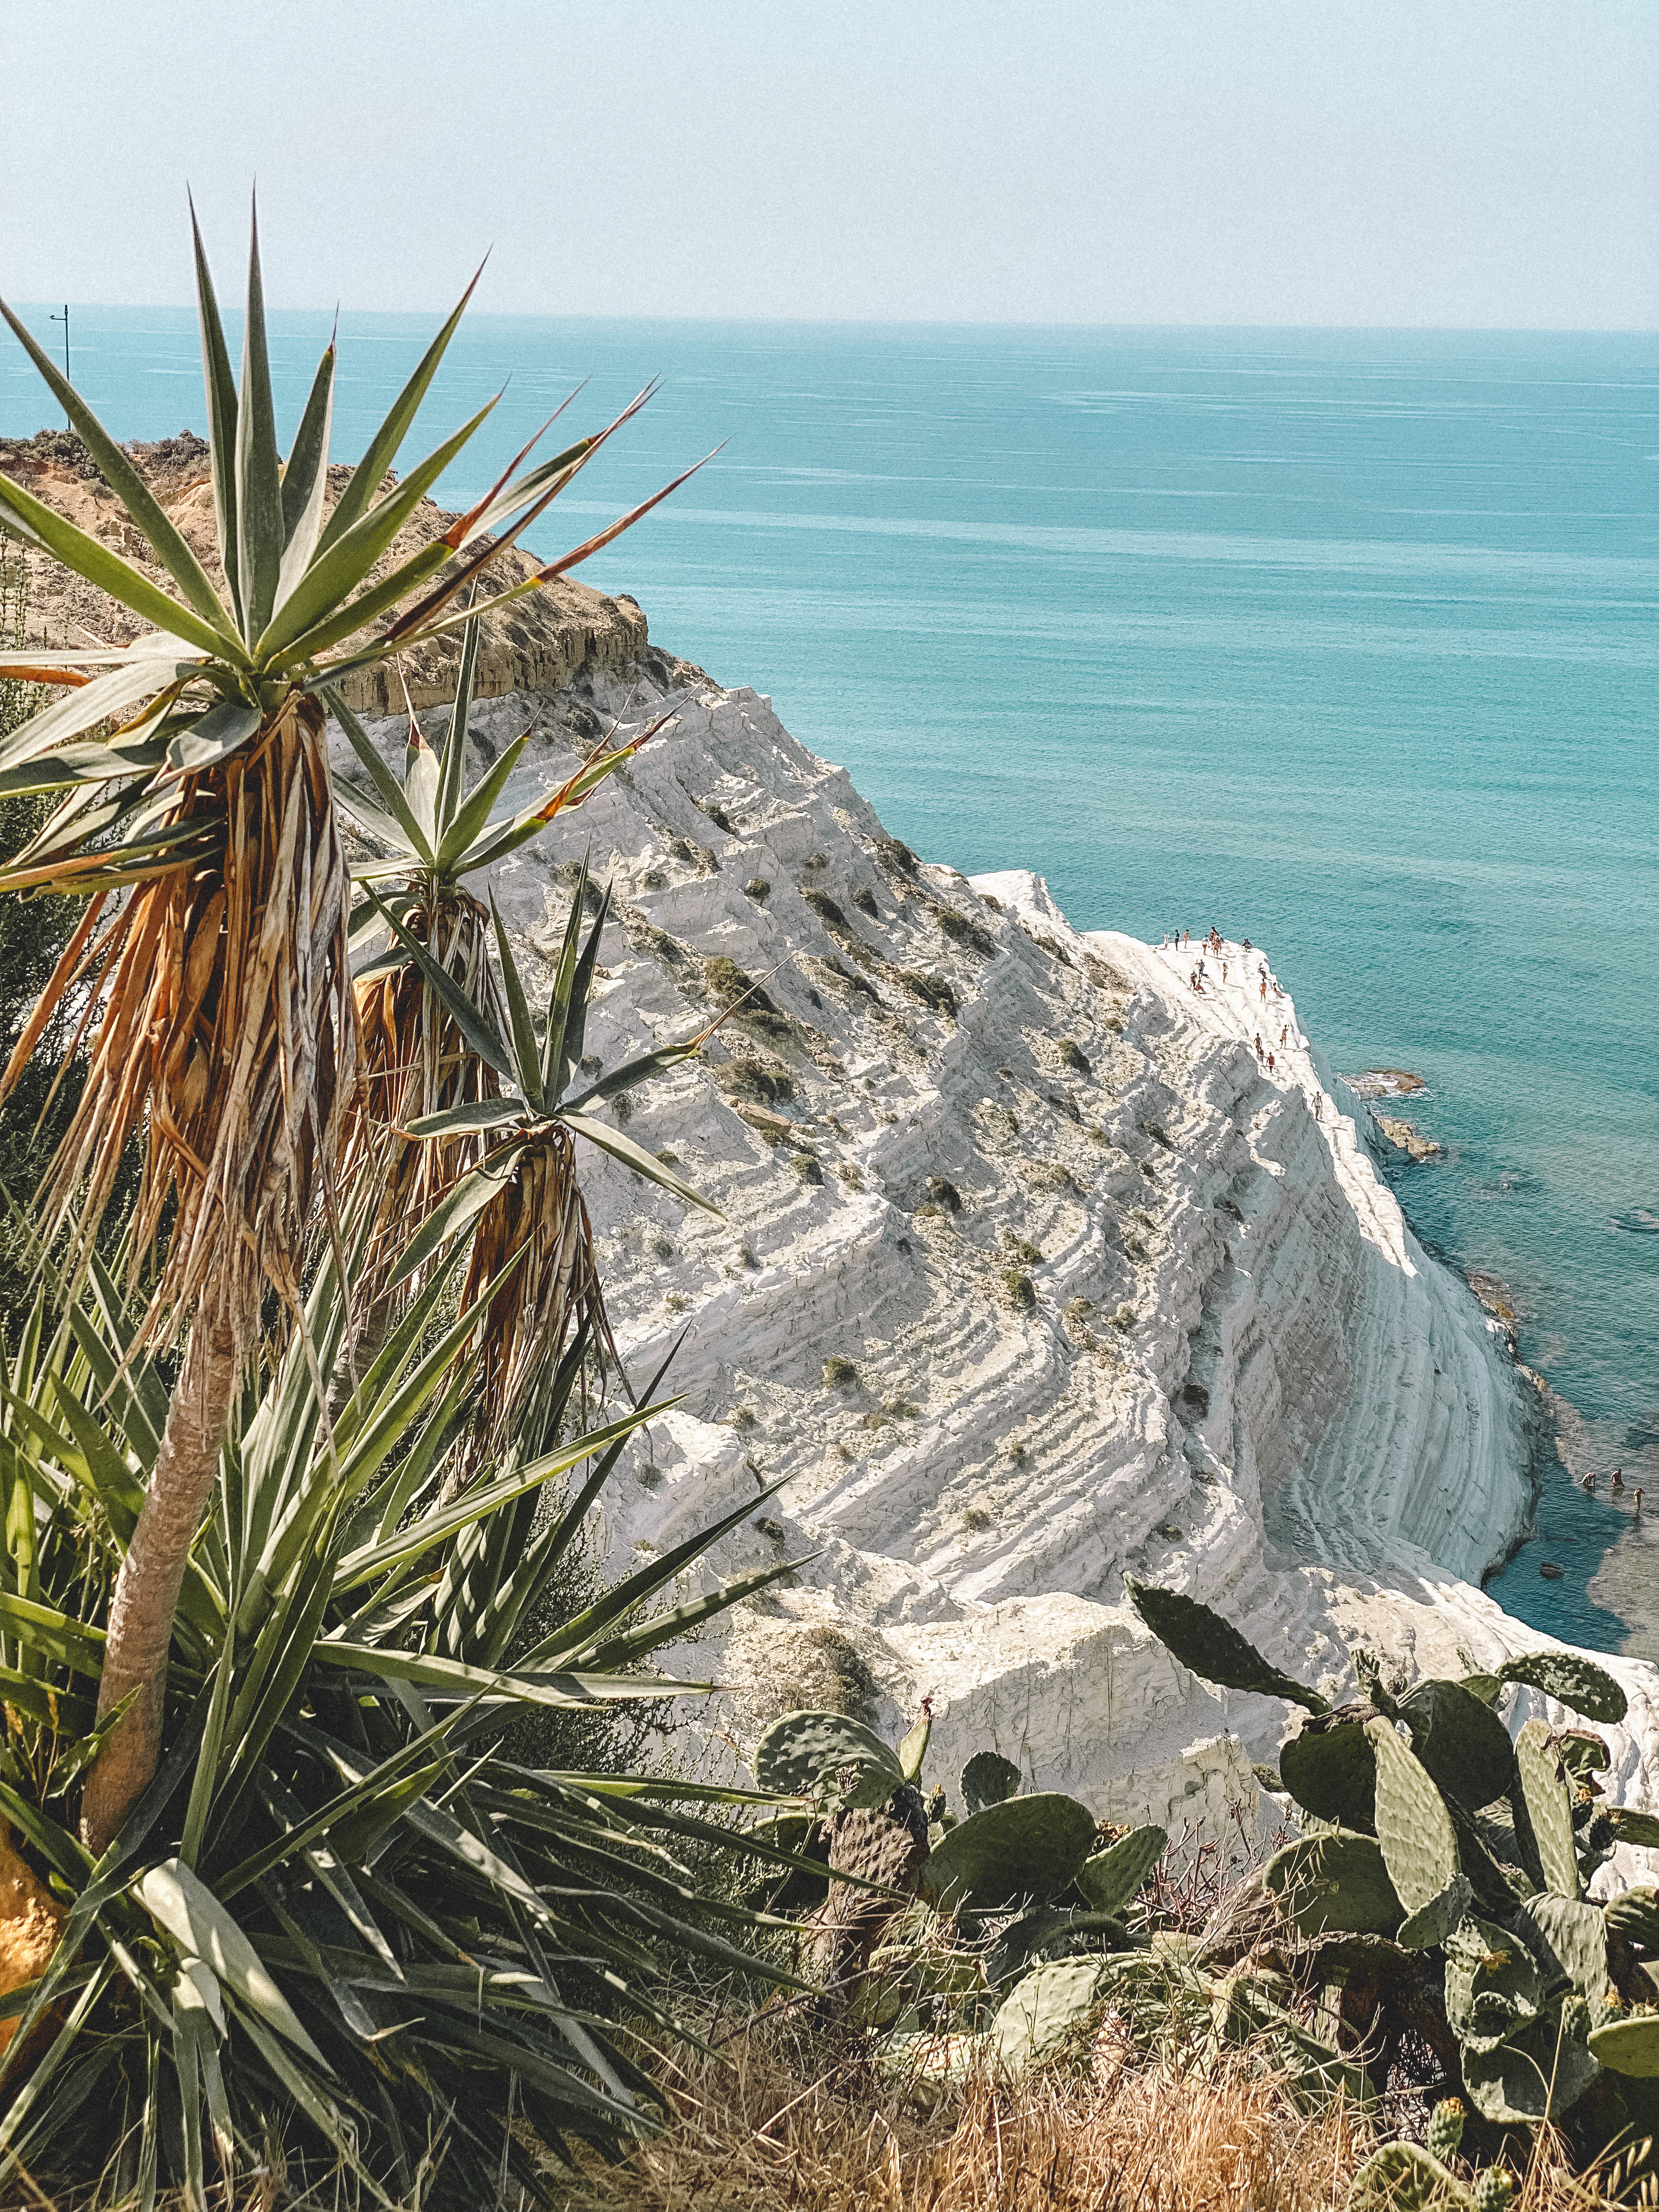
1607, 1806, 1659, 1852
986, 1905, 1129, 1984
1398, 1871, 1475, 1951
1074, 1824, 1167, 1918
1513, 1720, 1579, 1899
990, 1956, 1109, 2072
1554, 1729, 1611, 1780
1369, 1718, 1460, 1913
1513, 1893, 1609, 2014
1445, 1912, 1545, 2053
1125, 1579, 1328, 1713
741, 1809, 831, 1910
1350, 2142, 1473, 2212
1471, 2173, 1515, 2212
1587, 2010, 1659, 2078
1400, 1677, 1517, 1811
1459, 2007, 1599, 2123
960, 1750, 1023, 1816
1425, 2098, 1466, 2160
921, 1792, 1098, 1916
1279, 1707, 1378, 1827
1264, 1830, 1404, 1938
1496, 1651, 1627, 1725
753, 1709, 905, 1808
896, 1709, 932, 1784
1607, 1887, 1659, 1949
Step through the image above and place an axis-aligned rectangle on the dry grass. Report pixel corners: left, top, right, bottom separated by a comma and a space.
552, 2019, 1658, 2212
8, 2036, 1657, 2212
556, 2033, 1363, 2212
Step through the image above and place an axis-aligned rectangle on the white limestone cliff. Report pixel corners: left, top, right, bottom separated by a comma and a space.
338, 654, 1659, 1871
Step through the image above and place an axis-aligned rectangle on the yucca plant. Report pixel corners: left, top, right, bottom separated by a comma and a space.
376, 860, 721, 1451
0, 200, 702, 1850
325, 621, 675, 1410
0, 1228, 807, 2204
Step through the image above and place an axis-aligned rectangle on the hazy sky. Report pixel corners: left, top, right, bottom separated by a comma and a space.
3, 0, 1654, 327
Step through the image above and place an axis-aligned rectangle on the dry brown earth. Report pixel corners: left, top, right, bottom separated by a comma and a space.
0, 427, 650, 713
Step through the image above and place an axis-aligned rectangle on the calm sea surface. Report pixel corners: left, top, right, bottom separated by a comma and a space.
5, 307, 1657, 1652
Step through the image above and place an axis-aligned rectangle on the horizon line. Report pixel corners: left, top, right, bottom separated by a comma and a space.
4, 301, 1656, 340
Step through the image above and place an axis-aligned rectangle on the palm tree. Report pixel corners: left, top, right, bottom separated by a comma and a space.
325, 619, 678, 1415
378, 862, 721, 1453
0, 201, 701, 1849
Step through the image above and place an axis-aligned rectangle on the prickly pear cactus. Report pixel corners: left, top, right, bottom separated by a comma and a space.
1073, 1823, 1166, 1918
1607, 1887, 1659, 1950
1587, 2007, 1659, 2077
1399, 1677, 1517, 1812
806, 1782, 931, 1999
1125, 1579, 1329, 1714
990, 1956, 1110, 2073
1350, 2141, 1474, 2211
1425, 2097, 1466, 2160
1352, 2103, 1511, 2212
960, 1750, 1022, 1816
921, 1792, 1098, 1916
1513, 1720, 1579, 1899
1496, 1651, 1627, 1725
1369, 1717, 1460, 1914
753, 1709, 905, 1809
740, 1809, 831, 1910
1279, 1706, 1378, 1828
1263, 1829, 1403, 1939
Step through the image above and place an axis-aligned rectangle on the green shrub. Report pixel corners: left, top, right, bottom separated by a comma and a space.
899, 969, 958, 1015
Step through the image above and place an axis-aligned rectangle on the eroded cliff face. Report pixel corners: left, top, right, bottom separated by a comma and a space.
341, 662, 1659, 1863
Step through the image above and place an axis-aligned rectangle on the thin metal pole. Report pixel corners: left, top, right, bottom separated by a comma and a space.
48, 306, 70, 425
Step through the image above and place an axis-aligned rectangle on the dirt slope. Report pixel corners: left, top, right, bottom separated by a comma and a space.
0, 428, 648, 713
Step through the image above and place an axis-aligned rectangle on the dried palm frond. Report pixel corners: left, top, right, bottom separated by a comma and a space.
461, 1120, 608, 1443
381, 864, 724, 1457
15, 691, 351, 1349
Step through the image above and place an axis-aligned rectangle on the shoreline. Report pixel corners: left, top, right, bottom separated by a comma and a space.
1357, 1118, 1646, 1661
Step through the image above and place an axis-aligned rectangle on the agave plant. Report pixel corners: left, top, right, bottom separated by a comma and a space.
325, 622, 675, 1410
0, 201, 702, 1849
0, 1229, 808, 2204
374, 861, 719, 1449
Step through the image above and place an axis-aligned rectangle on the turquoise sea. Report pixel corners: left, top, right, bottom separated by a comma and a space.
4, 307, 1657, 1654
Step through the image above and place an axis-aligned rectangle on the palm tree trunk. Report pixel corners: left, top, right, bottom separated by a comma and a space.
79, 1311, 240, 1855
325, 1290, 391, 1430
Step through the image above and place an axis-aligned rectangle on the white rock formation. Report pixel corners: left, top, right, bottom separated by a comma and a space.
340, 652, 1659, 1869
